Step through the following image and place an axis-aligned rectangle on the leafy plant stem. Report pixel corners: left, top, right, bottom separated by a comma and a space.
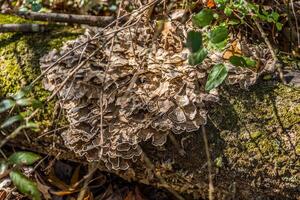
244, 0, 286, 84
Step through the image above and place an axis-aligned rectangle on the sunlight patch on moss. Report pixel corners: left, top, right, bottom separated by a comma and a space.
0, 14, 82, 127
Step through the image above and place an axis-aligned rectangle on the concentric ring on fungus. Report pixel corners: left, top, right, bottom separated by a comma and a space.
40, 17, 263, 170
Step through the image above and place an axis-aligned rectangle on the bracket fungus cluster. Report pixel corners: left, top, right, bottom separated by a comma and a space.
40, 16, 266, 171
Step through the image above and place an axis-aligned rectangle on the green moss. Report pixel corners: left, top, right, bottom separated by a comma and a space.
0, 14, 83, 127
250, 131, 263, 140
0, 14, 29, 24
211, 82, 300, 189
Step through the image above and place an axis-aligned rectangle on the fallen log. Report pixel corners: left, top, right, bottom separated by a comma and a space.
1, 11, 115, 27
0, 15, 299, 199
0, 24, 48, 32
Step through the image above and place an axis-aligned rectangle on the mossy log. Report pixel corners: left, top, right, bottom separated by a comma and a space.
0, 15, 299, 199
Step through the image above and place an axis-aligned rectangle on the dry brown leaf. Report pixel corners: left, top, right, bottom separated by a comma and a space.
70, 165, 81, 187
124, 191, 134, 200
48, 168, 70, 191
0, 190, 7, 200
35, 173, 52, 200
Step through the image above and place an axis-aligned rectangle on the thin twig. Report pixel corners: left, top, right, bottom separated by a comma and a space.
99, 0, 124, 158
168, 133, 186, 156
0, 149, 7, 159
290, 0, 300, 47
0, 125, 31, 149
77, 163, 98, 200
201, 125, 214, 200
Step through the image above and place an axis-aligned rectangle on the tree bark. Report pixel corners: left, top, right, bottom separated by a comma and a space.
0, 15, 299, 199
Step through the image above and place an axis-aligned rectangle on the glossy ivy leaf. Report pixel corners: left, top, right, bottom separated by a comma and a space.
0, 99, 15, 113
10, 170, 41, 200
188, 48, 208, 66
229, 55, 247, 67
186, 31, 203, 53
205, 64, 228, 91
212, 39, 228, 50
13, 86, 32, 100
210, 26, 228, 44
192, 9, 213, 28
1, 115, 24, 128
8, 151, 41, 166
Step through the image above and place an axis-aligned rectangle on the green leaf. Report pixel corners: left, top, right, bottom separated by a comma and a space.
1, 115, 24, 128
0, 99, 15, 113
10, 170, 41, 200
205, 64, 228, 91
13, 86, 32, 100
186, 31, 203, 53
229, 56, 257, 68
213, 13, 219, 19
210, 26, 228, 44
8, 151, 41, 166
276, 22, 283, 31
31, 3, 42, 12
25, 122, 39, 129
188, 48, 208, 66
16, 98, 34, 106
192, 9, 214, 28
224, 7, 233, 16
19, 6, 29, 12
244, 57, 257, 67
271, 11, 280, 21
248, 2, 259, 14
229, 55, 247, 67
228, 19, 240, 25
212, 39, 228, 50
16, 98, 42, 108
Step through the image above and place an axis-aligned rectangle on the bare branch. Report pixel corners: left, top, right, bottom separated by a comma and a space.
2, 11, 115, 27
0, 24, 47, 32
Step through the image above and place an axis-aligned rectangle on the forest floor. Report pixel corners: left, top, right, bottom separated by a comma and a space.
0, 0, 299, 200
